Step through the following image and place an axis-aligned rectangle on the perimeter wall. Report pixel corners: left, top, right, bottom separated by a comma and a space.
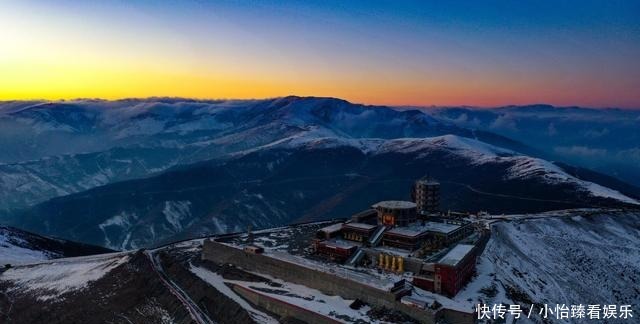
202, 240, 441, 323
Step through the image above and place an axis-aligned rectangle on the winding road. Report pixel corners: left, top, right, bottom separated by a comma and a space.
144, 250, 214, 324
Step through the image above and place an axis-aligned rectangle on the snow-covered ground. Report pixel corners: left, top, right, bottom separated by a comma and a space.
2, 252, 130, 301
191, 263, 387, 323
1, 225, 111, 266
233, 276, 378, 323
0, 227, 55, 265
455, 210, 640, 323
189, 264, 280, 324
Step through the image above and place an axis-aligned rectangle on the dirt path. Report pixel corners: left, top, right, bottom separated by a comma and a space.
144, 250, 215, 324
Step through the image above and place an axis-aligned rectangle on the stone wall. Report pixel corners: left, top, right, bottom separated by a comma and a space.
440, 308, 476, 324
231, 284, 340, 324
202, 240, 439, 323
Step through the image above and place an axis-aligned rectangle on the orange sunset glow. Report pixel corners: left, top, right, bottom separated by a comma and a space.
1, 1, 639, 108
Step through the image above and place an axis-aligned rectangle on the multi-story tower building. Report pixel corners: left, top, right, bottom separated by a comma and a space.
413, 178, 440, 215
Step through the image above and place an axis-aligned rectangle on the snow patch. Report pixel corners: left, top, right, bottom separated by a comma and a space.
2, 253, 130, 301
506, 158, 639, 204
98, 211, 138, 250
189, 265, 278, 324
162, 201, 192, 232
0, 229, 54, 265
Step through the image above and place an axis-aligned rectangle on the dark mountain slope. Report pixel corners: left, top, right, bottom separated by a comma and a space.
428, 104, 640, 186
0, 250, 260, 324
0, 225, 112, 265
0, 97, 537, 213
16, 135, 638, 249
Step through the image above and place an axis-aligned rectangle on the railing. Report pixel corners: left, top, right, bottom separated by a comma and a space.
368, 226, 387, 246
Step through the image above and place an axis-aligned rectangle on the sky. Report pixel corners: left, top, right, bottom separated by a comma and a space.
0, 0, 639, 108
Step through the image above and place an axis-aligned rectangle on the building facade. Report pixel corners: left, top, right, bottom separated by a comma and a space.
413, 179, 440, 215
372, 201, 417, 227
413, 244, 477, 297
313, 239, 358, 262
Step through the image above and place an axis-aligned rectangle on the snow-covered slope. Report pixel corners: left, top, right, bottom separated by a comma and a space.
18, 132, 640, 250
0, 227, 52, 265
455, 210, 640, 323
0, 97, 525, 212
505, 158, 639, 204
0, 226, 112, 265
0, 251, 198, 324
249, 133, 640, 205
2, 253, 130, 301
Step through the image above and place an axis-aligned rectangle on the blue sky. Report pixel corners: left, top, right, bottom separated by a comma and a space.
1, 0, 638, 107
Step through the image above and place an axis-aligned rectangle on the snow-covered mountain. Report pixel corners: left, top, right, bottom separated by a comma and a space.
0, 226, 112, 265
2, 97, 639, 250
244, 133, 639, 205
455, 209, 640, 324
0, 97, 532, 213
14, 133, 639, 250
426, 104, 640, 187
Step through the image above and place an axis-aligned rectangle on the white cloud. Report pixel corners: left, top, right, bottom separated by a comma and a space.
489, 114, 518, 131
554, 146, 608, 158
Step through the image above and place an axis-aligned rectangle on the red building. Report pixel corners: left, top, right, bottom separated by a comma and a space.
313, 239, 358, 263
413, 244, 476, 297
412, 275, 435, 292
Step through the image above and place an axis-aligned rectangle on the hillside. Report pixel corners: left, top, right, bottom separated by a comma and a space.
2, 209, 638, 324
14, 135, 639, 250
0, 251, 200, 324
455, 209, 640, 323
0, 226, 112, 265
0, 97, 532, 213
3, 97, 639, 251
428, 105, 640, 187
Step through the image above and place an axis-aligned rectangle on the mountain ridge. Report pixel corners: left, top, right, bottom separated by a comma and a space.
14, 133, 639, 250
2, 96, 639, 250
0, 96, 536, 213
0, 225, 113, 265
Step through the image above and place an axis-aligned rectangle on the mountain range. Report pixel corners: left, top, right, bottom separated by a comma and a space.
1, 96, 638, 249
426, 105, 640, 186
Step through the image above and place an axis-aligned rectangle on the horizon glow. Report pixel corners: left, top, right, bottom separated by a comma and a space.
1, 1, 639, 108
